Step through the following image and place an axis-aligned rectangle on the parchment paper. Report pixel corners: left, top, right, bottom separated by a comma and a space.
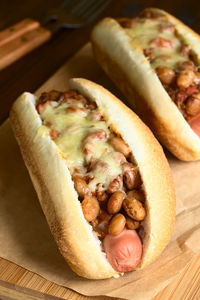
0, 44, 200, 300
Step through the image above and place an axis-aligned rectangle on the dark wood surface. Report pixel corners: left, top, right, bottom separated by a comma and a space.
0, 0, 200, 124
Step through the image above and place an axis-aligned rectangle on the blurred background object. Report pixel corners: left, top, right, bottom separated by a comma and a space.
0, 0, 200, 123
0, 0, 112, 71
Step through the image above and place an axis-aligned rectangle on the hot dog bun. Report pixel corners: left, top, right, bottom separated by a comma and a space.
91, 8, 200, 161
10, 78, 175, 279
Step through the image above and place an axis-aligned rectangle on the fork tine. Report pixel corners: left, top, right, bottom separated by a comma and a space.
48, 0, 112, 29
80, 0, 105, 19
70, 0, 93, 17
83, 0, 112, 21
60, 0, 77, 10
76, 0, 103, 19
91, 0, 112, 20
82, 0, 105, 19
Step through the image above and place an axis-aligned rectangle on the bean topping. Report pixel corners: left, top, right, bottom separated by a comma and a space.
36, 101, 51, 114
127, 189, 145, 202
85, 130, 107, 142
159, 23, 175, 33
156, 66, 175, 85
108, 213, 126, 236
87, 101, 97, 110
126, 217, 140, 230
90, 111, 102, 121
139, 10, 164, 19
73, 175, 90, 198
123, 197, 146, 221
39, 90, 61, 103
176, 70, 195, 88
83, 130, 107, 154
116, 13, 200, 126
107, 174, 123, 194
113, 152, 126, 165
123, 163, 142, 190
116, 17, 138, 28
143, 48, 155, 61
66, 107, 88, 115
109, 136, 130, 157
38, 89, 147, 237
194, 72, 200, 85
99, 210, 112, 224
50, 129, 60, 140
62, 91, 88, 105
149, 37, 172, 49
81, 196, 100, 222
107, 191, 125, 214
96, 190, 108, 202
179, 60, 195, 71
180, 45, 190, 57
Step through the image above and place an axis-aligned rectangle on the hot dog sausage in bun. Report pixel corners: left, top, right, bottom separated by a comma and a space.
10, 78, 175, 279
91, 8, 200, 161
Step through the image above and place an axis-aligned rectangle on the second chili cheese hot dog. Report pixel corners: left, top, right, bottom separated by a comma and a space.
10, 78, 175, 279
91, 8, 200, 161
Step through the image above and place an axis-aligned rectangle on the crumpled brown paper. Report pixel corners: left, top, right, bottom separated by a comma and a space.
0, 44, 200, 300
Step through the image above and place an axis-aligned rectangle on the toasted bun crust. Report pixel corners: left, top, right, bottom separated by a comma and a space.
10, 78, 175, 279
91, 8, 200, 161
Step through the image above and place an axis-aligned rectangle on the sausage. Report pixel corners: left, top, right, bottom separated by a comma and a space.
189, 115, 200, 137
10, 77, 176, 279
185, 95, 200, 116
103, 229, 142, 272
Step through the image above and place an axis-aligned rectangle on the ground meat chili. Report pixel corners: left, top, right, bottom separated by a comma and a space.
116, 10, 200, 135
36, 90, 146, 240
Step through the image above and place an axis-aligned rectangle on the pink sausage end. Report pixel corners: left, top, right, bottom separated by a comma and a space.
189, 116, 200, 137
103, 229, 142, 273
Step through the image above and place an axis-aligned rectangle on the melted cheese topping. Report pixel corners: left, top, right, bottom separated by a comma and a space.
39, 100, 122, 192
126, 17, 187, 69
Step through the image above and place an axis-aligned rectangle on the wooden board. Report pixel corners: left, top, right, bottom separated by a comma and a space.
0, 43, 200, 300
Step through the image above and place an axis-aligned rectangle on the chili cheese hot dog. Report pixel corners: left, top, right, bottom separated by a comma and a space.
10, 78, 175, 279
91, 8, 200, 161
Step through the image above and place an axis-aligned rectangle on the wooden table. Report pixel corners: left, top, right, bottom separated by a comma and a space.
0, 254, 200, 299
0, 1, 200, 299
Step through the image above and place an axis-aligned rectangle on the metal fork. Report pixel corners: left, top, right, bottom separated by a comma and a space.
43, 0, 112, 32
0, 0, 112, 70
